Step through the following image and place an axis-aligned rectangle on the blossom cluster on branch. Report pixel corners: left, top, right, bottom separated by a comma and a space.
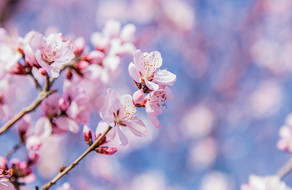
0, 19, 176, 189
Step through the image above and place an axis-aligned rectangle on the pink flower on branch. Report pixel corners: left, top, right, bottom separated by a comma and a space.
145, 88, 173, 129
29, 32, 74, 78
99, 89, 147, 145
129, 49, 176, 92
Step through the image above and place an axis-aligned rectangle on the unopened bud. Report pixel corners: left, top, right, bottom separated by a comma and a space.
133, 89, 146, 106
27, 153, 39, 166
10, 63, 27, 75
26, 136, 42, 151
77, 60, 89, 70
96, 146, 117, 155
39, 68, 47, 75
73, 37, 85, 55
83, 125, 93, 145
0, 157, 8, 170
95, 133, 107, 146
59, 97, 70, 111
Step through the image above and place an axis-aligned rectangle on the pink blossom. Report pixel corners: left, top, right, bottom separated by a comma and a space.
241, 175, 292, 190
57, 182, 73, 190
129, 49, 176, 91
96, 146, 117, 155
145, 88, 173, 128
29, 31, 74, 78
133, 89, 146, 106
83, 125, 93, 145
26, 135, 42, 151
99, 89, 147, 145
0, 157, 7, 170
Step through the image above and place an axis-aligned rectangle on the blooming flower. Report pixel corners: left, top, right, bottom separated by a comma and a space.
241, 175, 292, 190
128, 49, 176, 91
145, 88, 173, 128
99, 89, 147, 145
29, 32, 74, 78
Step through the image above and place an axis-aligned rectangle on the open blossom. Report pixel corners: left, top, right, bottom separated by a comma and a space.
99, 89, 147, 145
29, 31, 74, 78
145, 88, 173, 129
128, 49, 176, 91
241, 175, 292, 190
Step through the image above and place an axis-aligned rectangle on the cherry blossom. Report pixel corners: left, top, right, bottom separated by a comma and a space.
29, 31, 74, 78
128, 49, 176, 91
241, 175, 292, 190
99, 89, 147, 145
145, 88, 173, 128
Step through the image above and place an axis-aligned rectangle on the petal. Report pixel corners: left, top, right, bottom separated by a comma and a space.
35, 117, 52, 137
128, 62, 141, 82
153, 69, 176, 86
54, 117, 79, 133
120, 94, 137, 117
99, 106, 115, 126
117, 126, 128, 145
164, 86, 174, 100
145, 80, 159, 91
96, 121, 116, 141
133, 49, 143, 71
126, 119, 147, 137
147, 112, 162, 129
107, 88, 122, 112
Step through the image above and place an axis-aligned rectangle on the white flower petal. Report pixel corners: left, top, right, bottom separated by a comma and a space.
126, 119, 147, 137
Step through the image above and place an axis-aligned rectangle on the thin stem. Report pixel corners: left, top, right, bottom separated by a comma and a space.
29, 72, 42, 92
0, 90, 57, 135
6, 141, 24, 159
278, 156, 292, 179
41, 126, 112, 190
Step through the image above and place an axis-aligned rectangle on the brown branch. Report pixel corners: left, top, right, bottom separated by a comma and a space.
0, 90, 57, 135
41, 126, 112, 190
278, 156, 292, 179
6, 141, 24, 159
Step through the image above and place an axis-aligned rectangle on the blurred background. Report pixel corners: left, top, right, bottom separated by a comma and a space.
1, 0, 292, 189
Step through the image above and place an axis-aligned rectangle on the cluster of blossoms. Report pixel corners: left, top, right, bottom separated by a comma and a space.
0, 19, 176, 189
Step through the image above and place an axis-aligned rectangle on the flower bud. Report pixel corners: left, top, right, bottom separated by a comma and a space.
96, 146, 117, 155
133, 89, 146, 106
26, 136, 42, 151
73, 37, 85, 55
0, 157, 8, 170
83, 125, 93, 145
9, 63, 27, 75
27, 153, 39, 166
59, 97, 70, 111
77, 60, 89, 70
39, 68, 47, 75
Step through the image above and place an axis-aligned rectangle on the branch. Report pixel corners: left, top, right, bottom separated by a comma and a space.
278, 156, 292, 179
6, 141, 24, 159
41, 126, 112, 190
0, 90, 57, 135
29, 72, 42, 92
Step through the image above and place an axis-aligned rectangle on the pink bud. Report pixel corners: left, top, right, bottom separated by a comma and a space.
39, 68, 47, 75
59, 97, 70, 111
96, 146, 117, 155
86, 50, 104, 65
27, 153, 39, 166
95, 133, 107, 145
133, 89, 146, 106
77, 60, 89, 70
26, 136, 42, 151
73, 37, 85, 55
9, 63, 27, 75
83, 125, 92, 145
0, 157, 8, 170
